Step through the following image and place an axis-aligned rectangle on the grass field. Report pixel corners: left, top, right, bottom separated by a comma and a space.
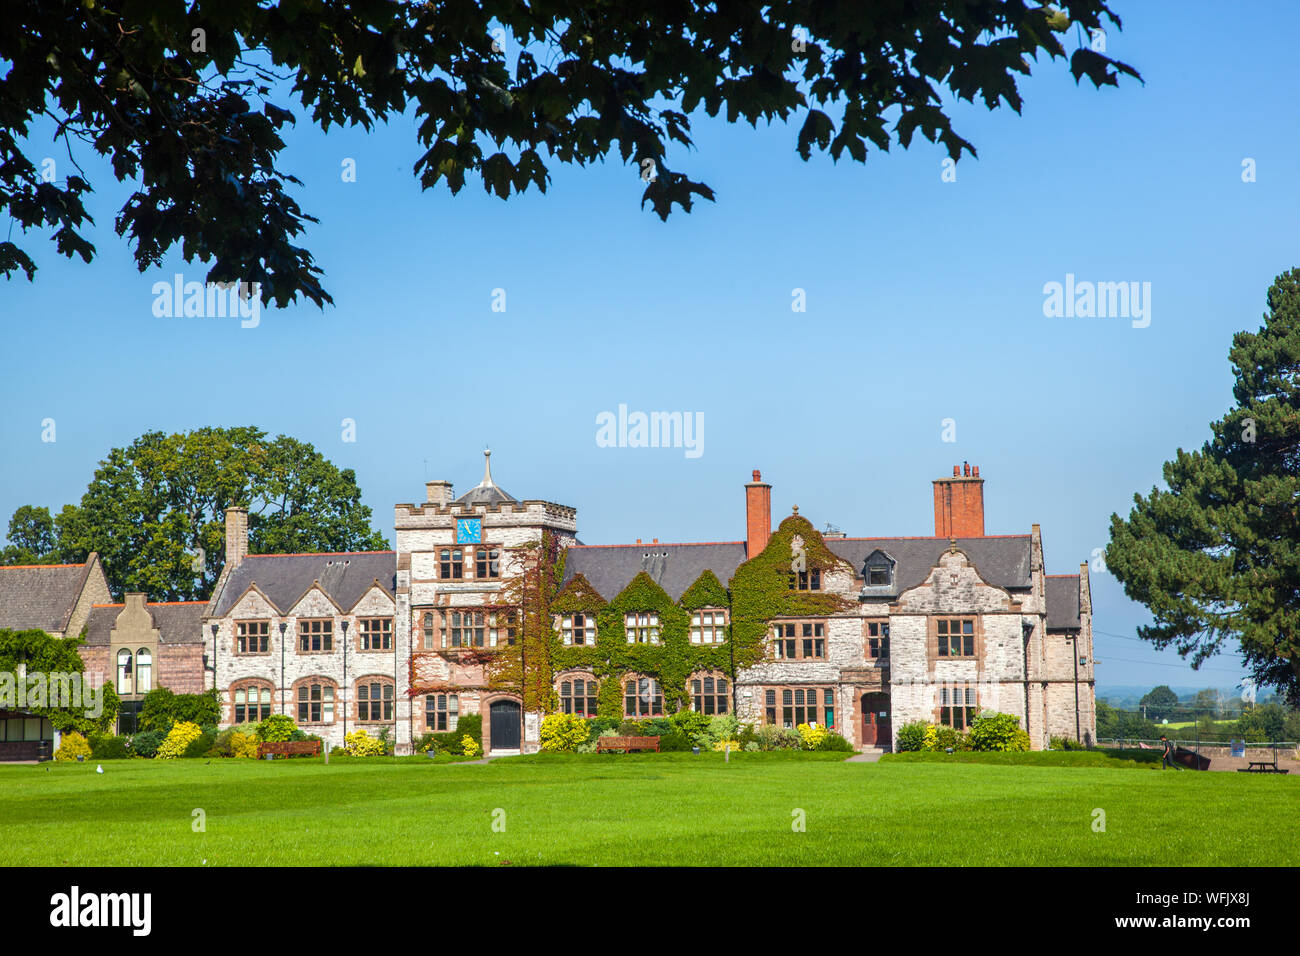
1, 752, 1296, 866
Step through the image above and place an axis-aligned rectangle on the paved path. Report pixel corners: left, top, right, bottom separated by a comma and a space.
845, 749, 886, 763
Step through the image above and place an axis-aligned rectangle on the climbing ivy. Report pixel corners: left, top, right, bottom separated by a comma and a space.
730, 513, 856, 669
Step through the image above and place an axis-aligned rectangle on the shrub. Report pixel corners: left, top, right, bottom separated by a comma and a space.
657, 732, 693, 751
743, 741, 760, 752
641, 717, 674, 737
88, 732, 131, 759
796, 723, 829, 750
967, 712, 1030, 752
231, 731, 259, 758
461, 735, 480, 758
157, 721, 203, 759
183, 729, 216, 758
1049, 735, 1087, 751
669, 709, 711, 742
376, 726, 395, 756
712, 739, 741, 752
256, 714, 297, 743
752, 724, 802, 751
457, 713, 483, 747
617, 720, 645, 736
896, 721, 928, 752
540, 713, 590, 752
707, 714, 740, 745
55, 731, 91, 761
130, 729, 163, 758
344, 729, 385, 756
138, 687, 221, 734
816, 732, 855, 752
414, 732, 436, 755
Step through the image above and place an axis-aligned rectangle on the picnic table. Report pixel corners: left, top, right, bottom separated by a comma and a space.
1238, 746, 1287, 773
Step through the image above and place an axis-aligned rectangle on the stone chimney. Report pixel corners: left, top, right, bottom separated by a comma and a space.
745, 469, 772, 558
933, 463, 985, 538
224, 506, 248, 568
426, 481, 454, 506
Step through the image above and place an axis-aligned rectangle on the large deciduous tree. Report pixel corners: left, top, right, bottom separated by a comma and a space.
1, 1, 1138, 307
1, 426, 389, 600
1106, 269, 1300, 705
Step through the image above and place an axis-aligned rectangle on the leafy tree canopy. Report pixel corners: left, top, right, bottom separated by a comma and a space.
1107, 269, 1300, 706
1138, 684, 1178, 719
2, 1, 1138, 307
1, 426, 389, 600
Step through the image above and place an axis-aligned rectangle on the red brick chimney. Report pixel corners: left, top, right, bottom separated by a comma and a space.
745, 470, 771, 558
933, 463, 985, 538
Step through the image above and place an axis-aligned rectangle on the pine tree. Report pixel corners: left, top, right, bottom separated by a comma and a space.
1107, 269, 1300, 704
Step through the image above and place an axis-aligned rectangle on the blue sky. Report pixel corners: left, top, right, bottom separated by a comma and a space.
3, 2, 1296, 695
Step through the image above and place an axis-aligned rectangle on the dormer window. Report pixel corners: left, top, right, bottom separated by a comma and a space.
863, 550, 894, 588
788, 569, 821, 591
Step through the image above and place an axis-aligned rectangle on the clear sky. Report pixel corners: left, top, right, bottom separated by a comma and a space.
3, 2, 1296, 695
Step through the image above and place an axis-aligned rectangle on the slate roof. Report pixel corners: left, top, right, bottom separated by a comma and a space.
826, 536, 1034, 593
453, 484, 517, 506
1045, 575, 1082, 630
0, 562, 96, 633
84, 602, 207, 646
562, 542, 747, 602
210, 552, 397, 617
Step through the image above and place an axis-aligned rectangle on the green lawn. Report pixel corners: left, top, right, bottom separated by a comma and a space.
1, 752, 1295, 866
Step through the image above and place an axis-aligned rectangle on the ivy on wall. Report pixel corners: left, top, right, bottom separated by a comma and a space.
730, 513, 857, 669
470, 511, 857, 719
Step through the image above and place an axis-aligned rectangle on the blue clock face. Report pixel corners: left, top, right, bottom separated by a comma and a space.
457, 518, 482, 544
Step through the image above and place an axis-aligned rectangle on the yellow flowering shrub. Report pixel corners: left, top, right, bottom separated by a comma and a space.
55, 731, 91, 762
461, 735, 480, 758
796, 723, 829, 750
156, 721, 202, 759
540, 713, 589, 752
344, 729, 386, 756
712, 739, 741, 752
231, 731, 259, 758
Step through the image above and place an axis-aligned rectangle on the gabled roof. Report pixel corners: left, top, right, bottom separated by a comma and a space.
84, 602, 207, 646
210, 552, 397, 617
825, 536, 1033, 592
563, 542, 747, 602
1045, 575, 1082, 630
0, 560, 97, 634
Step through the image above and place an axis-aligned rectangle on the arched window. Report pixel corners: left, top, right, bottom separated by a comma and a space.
296, 678, 336, 724
690, 673, 730, 715
426, 693, 459, 731
624, 676, 663, 717
422, 611, 435, 649
356, 677, 395, 722
116, 649, 133, 695
559, 675, 598, 717
135, 648, 152, 694
232, 681, 273, 724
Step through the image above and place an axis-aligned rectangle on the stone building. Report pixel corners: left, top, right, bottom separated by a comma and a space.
0, 556, 112, 760
201, 456, 1093, 754
203, 506, 398, 750
81, 594, 207, 733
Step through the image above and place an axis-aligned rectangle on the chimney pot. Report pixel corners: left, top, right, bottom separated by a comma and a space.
963, 461, 970, 477
752, 469, 761, 482
652, 538, 658, 544
953, 465, 960, 477
972, 465, 979, 477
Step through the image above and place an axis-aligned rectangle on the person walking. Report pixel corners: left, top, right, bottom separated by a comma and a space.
1160, 734, 1174, 770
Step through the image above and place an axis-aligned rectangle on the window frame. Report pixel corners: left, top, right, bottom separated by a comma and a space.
934, 617, 978, 659
297, 618, 335, 653
425, 693, 460, 731
623, 676, 664, 717
231, 680, 274, 724
358, 616, 393, 652
771, 620, 827, 659
235, 619, 271, 655
624, 612, 661, 645
295, 679, 337, 724
689, 608, 728, 644
690, 672, 730, 715
356, 677, 395, 722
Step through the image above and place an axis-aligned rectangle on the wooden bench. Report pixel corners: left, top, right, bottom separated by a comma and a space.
257, 740, 322, 759
596, 736, 660, 753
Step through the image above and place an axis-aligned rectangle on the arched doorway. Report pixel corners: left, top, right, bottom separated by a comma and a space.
489, 699, 522, 752
861, 692, 891, 749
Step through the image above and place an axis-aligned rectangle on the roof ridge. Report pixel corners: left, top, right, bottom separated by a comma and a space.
570, 540, 745, 549
834, 534, 1031, 541
244, 550, 396, 558
1045, 574, 1081, 578
0, 562, 87, 569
